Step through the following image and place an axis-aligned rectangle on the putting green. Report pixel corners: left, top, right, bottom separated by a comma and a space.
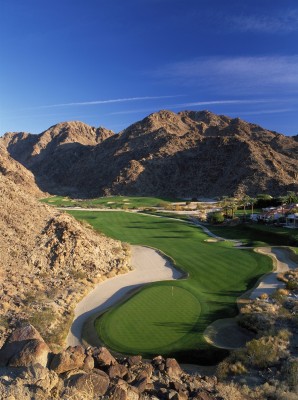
67, 211, 272, 361
96, 285, 201, 354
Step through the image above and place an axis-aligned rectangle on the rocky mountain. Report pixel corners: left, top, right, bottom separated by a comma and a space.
2, 111, 297, 197
0, 153, 130, 346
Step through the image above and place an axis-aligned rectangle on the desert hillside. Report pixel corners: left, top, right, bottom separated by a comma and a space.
0, 143, 43, 197
0, 155, 130, 347
1, 110, 297, 197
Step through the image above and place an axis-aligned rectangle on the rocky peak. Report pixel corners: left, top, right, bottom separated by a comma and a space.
95, 126, 114, 143
38, 121, 101, 147
121, 110, 195, 139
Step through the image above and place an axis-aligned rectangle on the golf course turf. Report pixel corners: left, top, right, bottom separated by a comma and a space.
67, 211, 272, 362
41, 195, 179, 209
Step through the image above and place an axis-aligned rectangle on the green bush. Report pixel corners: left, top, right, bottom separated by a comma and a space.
208, 211, 224, 224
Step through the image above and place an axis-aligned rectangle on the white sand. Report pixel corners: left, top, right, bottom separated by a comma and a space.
66, 245, 182, 347
250, 247, 297, 299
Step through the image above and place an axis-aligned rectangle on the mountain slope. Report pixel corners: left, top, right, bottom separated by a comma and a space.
1, 111, 297, 197
0, 152, 130, 345
0, 143, 43, 197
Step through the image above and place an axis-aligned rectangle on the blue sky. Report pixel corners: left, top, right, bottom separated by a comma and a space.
1, 0, 298, 135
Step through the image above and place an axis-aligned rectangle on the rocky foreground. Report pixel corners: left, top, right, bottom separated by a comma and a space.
0, 323, 234, 400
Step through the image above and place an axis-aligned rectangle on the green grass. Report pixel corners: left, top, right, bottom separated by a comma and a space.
96, 286, 201, 354
67, 211, 272, 363
208, 224, 298, 247
41, 195, 180, 209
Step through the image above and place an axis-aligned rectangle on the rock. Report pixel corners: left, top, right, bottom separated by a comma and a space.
50, 346, 86, 374
128, 355, 142, 367
138, 363, 153, 378
170, 381, 187, 393
109, 363, 129, 379
8, 339, 50, 368
94, 346, 117, 367
171, 391, 189, 400
83, 354, 94, 371
111, 385, 127, 400
152, 355, 164, 367
65, 369, 109, 396
133, 376, 147, 393
0, 323, 46, 366
165, 358, 183, 380
109, 381, 140, 400
193, 392, 216, 400
0, 364, 59, 397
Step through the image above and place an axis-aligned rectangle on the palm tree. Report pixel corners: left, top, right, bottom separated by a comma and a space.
220, 196, 229, 218
228, 198, 238, 219
285, 191, 298, 205
241, 195, 251, 221
250, 197, 257, 216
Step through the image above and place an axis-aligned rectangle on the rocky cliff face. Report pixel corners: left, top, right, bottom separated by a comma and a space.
0, 154, 130, 347
2, 111, 297, 197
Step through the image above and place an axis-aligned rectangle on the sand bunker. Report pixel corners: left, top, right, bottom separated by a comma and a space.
66, 245, 182, 347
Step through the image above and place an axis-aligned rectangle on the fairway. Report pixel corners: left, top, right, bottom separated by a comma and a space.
41, 195, 179, 209
68, 211, 272, 362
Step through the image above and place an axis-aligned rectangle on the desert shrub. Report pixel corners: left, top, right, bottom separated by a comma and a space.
229, 361, 247, 375
71, 268, 86, 280
260, 293, 269, 300
272, 290, 288, 305
245, 333, 290, 367
216, 382, 244, 400
238, 312, 273, 333
216, 360, 230, 379
277, 288, 290, 296
282, 358, 298, 392
208, 211, 224, 224
0, 315, 9, 329
28, 308, 56, 340
286, 280, 298, 290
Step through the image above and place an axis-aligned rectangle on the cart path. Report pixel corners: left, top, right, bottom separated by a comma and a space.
250, 247, 297, 299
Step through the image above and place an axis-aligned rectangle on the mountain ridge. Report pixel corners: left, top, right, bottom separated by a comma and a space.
1, 110, 297, 198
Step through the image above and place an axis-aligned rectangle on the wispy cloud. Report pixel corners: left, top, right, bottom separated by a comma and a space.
168, 99, 273, 108
230, 9, 298, 33
36, 95, 182, 109
155, 56, 298, 93
234, 108, 295, 116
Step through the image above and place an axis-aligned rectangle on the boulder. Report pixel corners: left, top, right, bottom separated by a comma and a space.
170, 391, 189, 400
108, 363, 128, 379
83, 354, 94, 371
0, 323, 46, 366
111, 385, 127, 400
193, 392, 216, 400
65, 369, 110, 396
128, 355, 142, 367
8, 339, 50, 368
165, 358, 183, 380
50, 346, 86, 374
94, 346, 117, 367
